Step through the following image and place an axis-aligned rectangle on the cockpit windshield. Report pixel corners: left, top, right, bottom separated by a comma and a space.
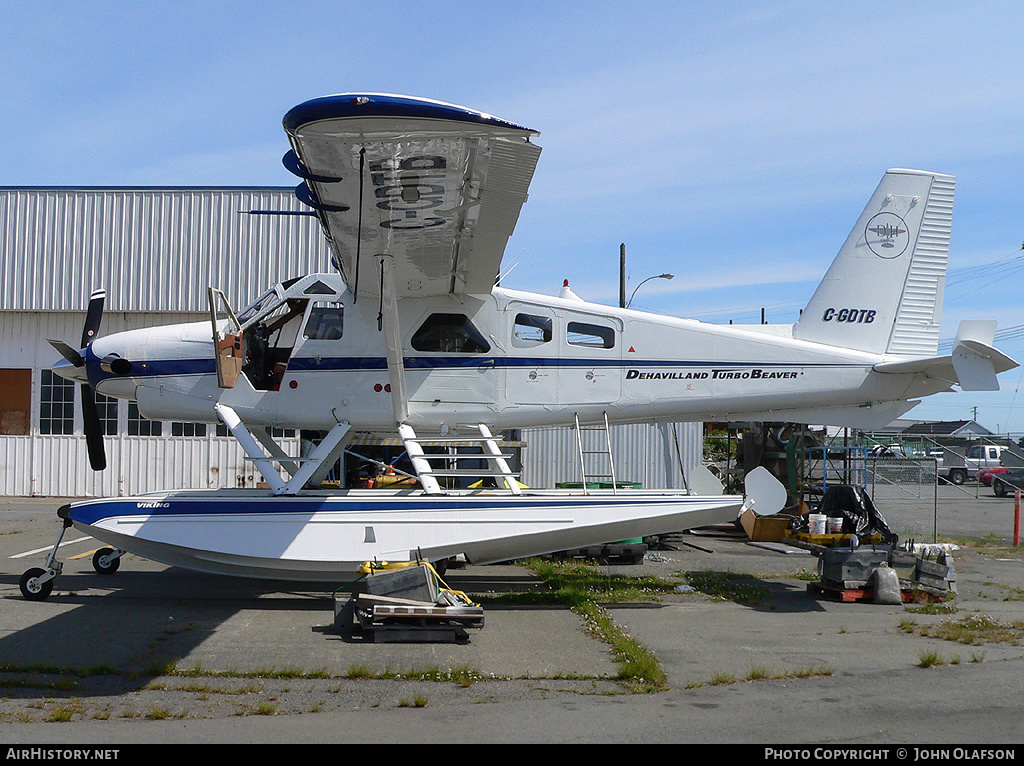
238, 288, 284, 327
237, 275, 345, 329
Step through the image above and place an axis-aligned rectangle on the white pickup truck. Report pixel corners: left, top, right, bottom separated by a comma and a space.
935, 444, 1007, 485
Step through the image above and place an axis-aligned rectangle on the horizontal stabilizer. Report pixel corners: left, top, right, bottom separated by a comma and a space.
952, 320, 1016, 391
874, 320, 1018, 392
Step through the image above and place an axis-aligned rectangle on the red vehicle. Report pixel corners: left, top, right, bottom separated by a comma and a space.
980, 466, 1008, 486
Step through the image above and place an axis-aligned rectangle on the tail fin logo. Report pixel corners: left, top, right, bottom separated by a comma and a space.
865, 212, 909, 258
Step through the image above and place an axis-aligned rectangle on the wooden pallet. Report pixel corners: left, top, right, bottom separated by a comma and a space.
343, 593, 485, 643
807, 581, 946, 604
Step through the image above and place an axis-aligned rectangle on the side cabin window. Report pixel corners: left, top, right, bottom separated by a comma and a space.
411, 313, 490, 353
513, 313, 552, 346
567, 320, 615, 349
303, 302, 344, 340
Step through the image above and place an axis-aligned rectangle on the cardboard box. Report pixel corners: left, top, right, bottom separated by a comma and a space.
739, 509, 791, 542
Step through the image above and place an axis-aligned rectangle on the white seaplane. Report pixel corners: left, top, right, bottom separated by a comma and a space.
20, 93, 1017, 600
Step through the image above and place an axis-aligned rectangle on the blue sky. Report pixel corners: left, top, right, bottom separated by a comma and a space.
4, 1, 1024, 432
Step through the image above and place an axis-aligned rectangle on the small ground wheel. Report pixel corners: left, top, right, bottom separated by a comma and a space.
92, 548, 121, 575
20, 567, 53, 601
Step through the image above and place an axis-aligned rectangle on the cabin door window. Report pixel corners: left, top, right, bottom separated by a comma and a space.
507, 308, 558, 405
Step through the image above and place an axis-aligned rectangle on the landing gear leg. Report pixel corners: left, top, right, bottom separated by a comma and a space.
19, 518, 71, 601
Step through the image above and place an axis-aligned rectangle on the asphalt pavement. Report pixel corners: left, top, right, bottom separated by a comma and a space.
1, 488, 1023, 745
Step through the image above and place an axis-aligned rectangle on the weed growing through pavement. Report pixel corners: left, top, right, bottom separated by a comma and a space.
687, 664, 833, 689
515, 559, 787, 692
902, 613, 1024, 646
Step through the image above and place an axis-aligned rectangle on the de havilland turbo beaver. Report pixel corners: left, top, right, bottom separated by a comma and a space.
20, 93, 1017, 599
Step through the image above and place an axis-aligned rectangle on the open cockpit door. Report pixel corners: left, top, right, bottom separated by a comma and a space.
209, 287, 244, 389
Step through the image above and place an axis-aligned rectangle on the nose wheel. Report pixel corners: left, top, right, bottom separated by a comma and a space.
19, 567, 56, 601
92, 547, 123, 574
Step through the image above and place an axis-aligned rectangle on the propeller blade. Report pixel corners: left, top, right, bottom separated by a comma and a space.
47, 339, 85, 367
82, 289, 106, 347
80, 384, 107, 471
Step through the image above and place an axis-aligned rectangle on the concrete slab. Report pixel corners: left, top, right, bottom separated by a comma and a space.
1, 492, 1024, 743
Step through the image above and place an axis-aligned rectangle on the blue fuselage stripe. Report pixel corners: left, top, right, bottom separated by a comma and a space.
108, 355, 861, 379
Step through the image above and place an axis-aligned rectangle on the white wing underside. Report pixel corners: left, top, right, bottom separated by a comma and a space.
284, 96, 542, 300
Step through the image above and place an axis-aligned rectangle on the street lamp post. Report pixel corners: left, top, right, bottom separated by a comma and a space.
626, 273, 674, 309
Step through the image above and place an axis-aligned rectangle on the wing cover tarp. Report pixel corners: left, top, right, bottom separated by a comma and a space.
283, 94, 541, 299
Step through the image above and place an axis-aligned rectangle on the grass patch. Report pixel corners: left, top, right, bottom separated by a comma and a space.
519, 559, 672, 692
901, 612, 1024, 646
43, 699, 83, 723
709, 670, 735, 686
576, 600, 666, 692
450, 664, 483, 688
683, 570, 771, 604
345, 664, 377, 680
792, 569, 821, 582
987, 583, 1024, 601
0, 663, 117, 678
938, 535, 1023, 559
343, 664, 490, 685
930, 614, 1024, 646
504, 559, 687, 605
697, 664, 835, 687
167, 665, 331, 681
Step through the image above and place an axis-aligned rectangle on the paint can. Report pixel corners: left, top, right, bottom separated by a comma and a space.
827, 516, 843, 534
808, 513, 826, 535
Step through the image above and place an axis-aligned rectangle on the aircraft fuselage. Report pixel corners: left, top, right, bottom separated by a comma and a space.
78, 280, 950, 434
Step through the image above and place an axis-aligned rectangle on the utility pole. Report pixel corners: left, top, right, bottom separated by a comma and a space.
619, 243, 626, 308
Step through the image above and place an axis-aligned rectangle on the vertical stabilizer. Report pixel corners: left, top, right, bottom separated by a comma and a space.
794, 169, 954, 357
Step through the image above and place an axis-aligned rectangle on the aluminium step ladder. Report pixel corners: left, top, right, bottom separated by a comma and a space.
573, 412, 619, 494
398, 424, 522, 495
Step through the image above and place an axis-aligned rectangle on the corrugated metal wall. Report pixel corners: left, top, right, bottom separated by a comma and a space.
520, 421, 703, 489
0, 433, 292, 498
0, 188, 332, 311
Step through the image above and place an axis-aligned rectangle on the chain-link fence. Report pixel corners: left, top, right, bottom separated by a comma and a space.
867, 457, 938, 542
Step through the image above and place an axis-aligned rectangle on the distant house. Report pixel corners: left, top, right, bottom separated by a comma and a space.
900, 420, 993, 438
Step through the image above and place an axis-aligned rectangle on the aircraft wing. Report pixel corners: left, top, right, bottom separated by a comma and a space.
283, 93, 542, 300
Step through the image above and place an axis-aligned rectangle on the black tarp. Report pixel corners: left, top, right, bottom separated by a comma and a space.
797, 485, 897, 544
